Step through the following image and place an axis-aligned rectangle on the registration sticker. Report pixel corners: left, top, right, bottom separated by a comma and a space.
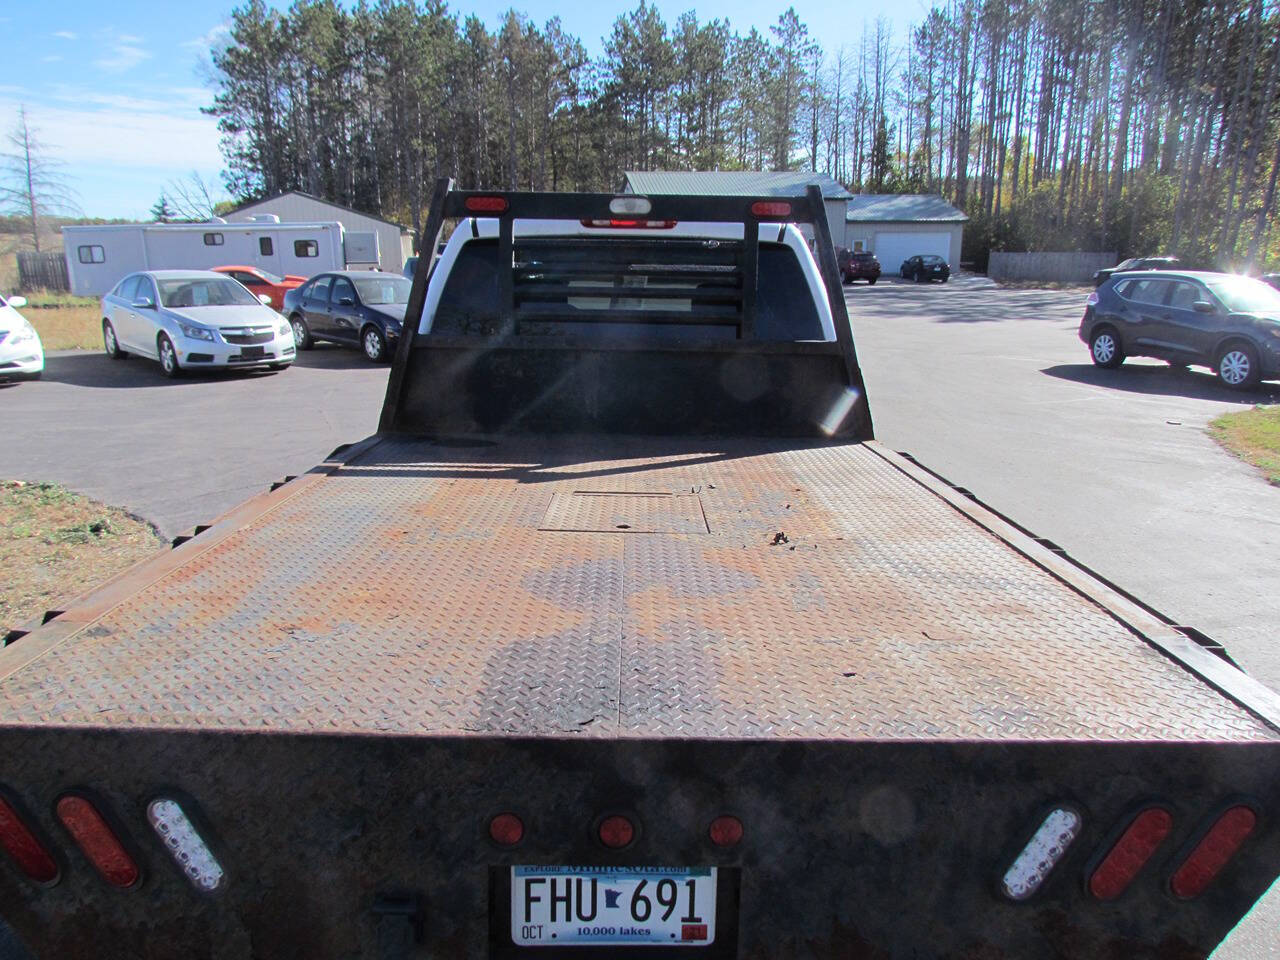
511, 866, 716, 947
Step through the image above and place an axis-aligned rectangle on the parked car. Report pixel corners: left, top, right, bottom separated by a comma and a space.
100, 270, 295, 378
402, 256, 418, 279
836, 247, 880, 284
283, 270, 412, 362
1092, 255, 1180, 287
1260, 273, 1280, 292
1080, 270, 1280, 389
0, 294, 44, 382
899, 254, 951, 283
211, 265, 307, 310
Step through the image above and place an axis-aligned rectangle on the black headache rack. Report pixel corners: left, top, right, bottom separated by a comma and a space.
380, 180, 873, 439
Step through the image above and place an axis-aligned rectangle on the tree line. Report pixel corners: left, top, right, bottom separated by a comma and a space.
207, 0, 1280, 269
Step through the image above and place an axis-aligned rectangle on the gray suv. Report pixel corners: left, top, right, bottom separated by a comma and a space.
1079, 271, 1280, 389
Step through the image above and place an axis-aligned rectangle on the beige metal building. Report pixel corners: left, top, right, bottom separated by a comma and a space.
843, 195, 967, 269
226, 191, 413, 273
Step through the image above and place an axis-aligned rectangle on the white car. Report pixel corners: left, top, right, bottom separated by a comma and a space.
0, 294, 44, 383
100, 270, 295, 378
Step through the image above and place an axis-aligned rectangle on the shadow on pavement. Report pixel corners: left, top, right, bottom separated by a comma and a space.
291, 344, 382, 370
1042, 362, 1280, 403
41, 352, 284, 389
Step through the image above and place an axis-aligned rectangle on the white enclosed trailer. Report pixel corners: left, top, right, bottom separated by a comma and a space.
61, 221, 349, 296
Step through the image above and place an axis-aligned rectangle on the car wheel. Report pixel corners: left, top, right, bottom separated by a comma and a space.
1215, 342, 1260, 390
1089, 327, 1124, 368
362, 326, 388, 363
103, 320, 126, 359
290, 315, 312, 350
157, 334, 182, 379
914, 269, 925, 283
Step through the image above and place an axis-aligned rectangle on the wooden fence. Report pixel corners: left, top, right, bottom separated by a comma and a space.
16, 251, 69, 292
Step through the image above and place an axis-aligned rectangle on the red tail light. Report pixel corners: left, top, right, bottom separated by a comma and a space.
489, 813, 524, 846
1088, 807, 1173, 900
55, 794, 140, 888
708, 815, 744, 847
1170, 805, 1257, 899
580, 219, 677, 229
464, 196, 508, 213
0, 794, 59, 885
750, 201, 792, 218
598, 815, 635, 849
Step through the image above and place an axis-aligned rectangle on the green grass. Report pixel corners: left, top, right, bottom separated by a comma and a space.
1209, 405, 1280, 486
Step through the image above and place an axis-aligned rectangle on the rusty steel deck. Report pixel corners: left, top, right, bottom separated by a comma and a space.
1, 434, 1275, 742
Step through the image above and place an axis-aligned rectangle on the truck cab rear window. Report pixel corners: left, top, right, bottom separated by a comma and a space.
430, 238, 824, 341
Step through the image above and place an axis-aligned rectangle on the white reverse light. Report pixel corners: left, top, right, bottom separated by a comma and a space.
609, 195, 652, 216
147, 798, 226, 893
1000, 807, 1082, 901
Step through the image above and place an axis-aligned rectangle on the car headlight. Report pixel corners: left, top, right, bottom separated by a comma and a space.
277, 322, 291, 337
177, 322, 215, 342
10, 323, 38, 345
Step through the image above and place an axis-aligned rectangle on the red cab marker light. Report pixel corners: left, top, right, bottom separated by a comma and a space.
489, 813, 524, 847
750, 201, 792, 218
598, 815, 635, 849
464, 196, 508, 213
1171, 805, 1258, 899
0, 794, 59, 885
709, 815, 744, 847
580, 219, 677, 229
1088, 807, 1173, 901
55, 794, 140, 888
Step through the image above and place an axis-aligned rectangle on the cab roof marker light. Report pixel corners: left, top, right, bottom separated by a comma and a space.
750, 200, 792, 218
609, 196, 652, 216
55, 794, 140, 889
147, 798, 225, 893
1170, 805, 1257, 899
464, 196, 508, 213
1000, 807, 1082, 901
580, 219, 677, 229
0, 794, 59, 885
1088, 807, 1173, 901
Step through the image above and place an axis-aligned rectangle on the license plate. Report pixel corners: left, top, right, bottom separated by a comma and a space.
511, 866, 716, 947
240, 346, 265, 358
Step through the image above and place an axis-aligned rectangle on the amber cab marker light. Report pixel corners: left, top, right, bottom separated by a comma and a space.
598, 815, 635, 849
489, 813, 524, 847
55, 794, 141, 889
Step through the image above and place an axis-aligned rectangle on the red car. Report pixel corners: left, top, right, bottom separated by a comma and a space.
213, 265, 307, 309
836, 247, 881, 284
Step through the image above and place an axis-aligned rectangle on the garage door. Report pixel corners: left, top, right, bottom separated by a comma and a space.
873, 232, 952, 273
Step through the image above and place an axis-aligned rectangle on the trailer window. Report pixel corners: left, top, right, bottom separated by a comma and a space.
77, 245, 105, 264
295, 240, 319, 258
259, 237, 273, 256
203, 233, 224, 246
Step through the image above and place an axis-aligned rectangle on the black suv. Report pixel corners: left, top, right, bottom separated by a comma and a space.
1080, 271, 1280, 389
1092, 256, 1180, 287
282, 271, 412, 362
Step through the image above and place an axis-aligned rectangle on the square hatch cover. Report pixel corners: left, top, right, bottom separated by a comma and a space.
540, 491, 708, 534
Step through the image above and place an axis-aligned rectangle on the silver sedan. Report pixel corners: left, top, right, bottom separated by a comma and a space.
100, 270, 295, 378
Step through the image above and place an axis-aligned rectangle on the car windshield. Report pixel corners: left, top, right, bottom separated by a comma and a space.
158, 278, 262, 308
921, 255, 945, 264
1114, 258, 1139, 270
354, 276, 411, 305
256, 269, 284, 284
1205, 277, 1280, 314
853, 252, 876, 260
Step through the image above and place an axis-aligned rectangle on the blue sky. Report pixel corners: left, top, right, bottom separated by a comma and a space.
1, 1, 923, 219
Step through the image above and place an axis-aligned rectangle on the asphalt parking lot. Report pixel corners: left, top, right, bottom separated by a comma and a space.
2, 284, 1278, 956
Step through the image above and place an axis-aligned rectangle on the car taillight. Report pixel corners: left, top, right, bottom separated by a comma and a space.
708, 815, 743, 847
598, 815, 635, 849
55, 794, 140, 888
1170, 805, 1258, 899
1086, 291, 1099, 305
1000, 807, 1082, 901
750, 201, 792, 219
464, 195, 508, 213
147, 798, 226, 893
580, 219, 677, 229
1088, 807, 1173, 900
0, 794, 59, 885
489, 813, 524, 847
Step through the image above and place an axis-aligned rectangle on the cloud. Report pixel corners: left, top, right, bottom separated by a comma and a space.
52, 30, 77, 40
93, 30, 151, 72
182, 22, 231, 51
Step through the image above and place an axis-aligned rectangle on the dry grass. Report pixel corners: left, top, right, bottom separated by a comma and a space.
21, 297, 102, 351
1, 480, 164, 634
995, 279, 1096, 292
1209, 404, 1280, 486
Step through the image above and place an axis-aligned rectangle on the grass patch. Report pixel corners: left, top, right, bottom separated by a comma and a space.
22, 301, 102, 350
1, 480, 164, 633
1209, 405, 1280, 486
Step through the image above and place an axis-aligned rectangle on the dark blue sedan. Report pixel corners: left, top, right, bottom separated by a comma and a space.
282, 271, 411, 363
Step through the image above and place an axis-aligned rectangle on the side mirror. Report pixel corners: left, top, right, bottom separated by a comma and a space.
258, 294, 273, 305
132, 296, 155, 309
337, 296, 355, 306
1192, 300, 1216, 314
6, 295, 27, 309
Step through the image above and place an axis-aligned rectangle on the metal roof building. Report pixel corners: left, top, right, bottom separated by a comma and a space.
844, 194, 968, 271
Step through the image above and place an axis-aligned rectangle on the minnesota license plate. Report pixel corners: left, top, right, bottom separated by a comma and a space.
511, 866, 716, 947
240, 346, 265, 358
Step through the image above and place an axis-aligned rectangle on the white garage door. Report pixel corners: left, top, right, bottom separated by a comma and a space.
873, 231, 952, 273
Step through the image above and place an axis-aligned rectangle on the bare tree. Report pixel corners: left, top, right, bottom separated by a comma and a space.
165, 171, 223, 221
0, 107, 79, 252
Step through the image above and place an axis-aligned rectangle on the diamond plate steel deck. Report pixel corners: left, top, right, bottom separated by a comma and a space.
0, 435, 1273, 741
